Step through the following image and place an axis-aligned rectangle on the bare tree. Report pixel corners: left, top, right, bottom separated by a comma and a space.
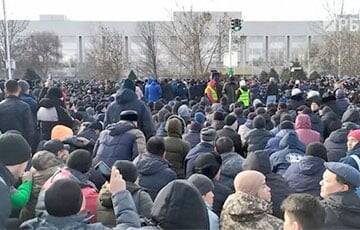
159, 9, 229, 79
18, 32, 62, 78
310, 0, 360, 76
135, 21, 161, 78
85, 25, 125, 80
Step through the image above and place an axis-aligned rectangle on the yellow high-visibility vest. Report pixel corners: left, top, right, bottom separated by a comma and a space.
205, 86, 218, 102
238, 89, 250, 107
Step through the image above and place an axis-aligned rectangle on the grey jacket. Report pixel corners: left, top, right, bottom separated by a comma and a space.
20, 190, 140, 229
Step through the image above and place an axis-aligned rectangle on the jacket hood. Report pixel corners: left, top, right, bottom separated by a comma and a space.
341, 109, 360, 124
116, 88, 137, 104
320, 106, 333, 116
342, 122, 360, 130
295, 114, 311, 129
221, 152, 244, 177
108, 121, 135, 136
165, 115, 184, 138
137, 154, 170, 175
279, 132, 300, 149
327, 128, 347, 144
298, 156, 325, 175
242, 150, 272, 174
151, 180, 209, 229
223, 191, 272, 222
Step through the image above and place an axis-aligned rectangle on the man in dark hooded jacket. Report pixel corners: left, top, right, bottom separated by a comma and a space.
270, 132, 305, 175
320, 106, 342, 139
242, 150, 292, 219
324, 122, 359, 162
341, 107, 360, 125
104, 79, 155, 139
283, 142, 327, 197
144, 180, 209, 229
136, 136, 176, 200
93, 111, 147, 168
244, 115, 273, 153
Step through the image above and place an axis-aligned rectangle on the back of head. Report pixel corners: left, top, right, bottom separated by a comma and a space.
253, 115, 266, 129
45, 179, 83, 217
224, 114, 237, 126
5, 79, 19, 95
306, 142, 328, 161
187, 174, 214, 196
147, 136, 165, 156
234, 170, 265, 197
215, 137, 234, 154
280, 120, 294, 130
151, 180, 209, 229
46, 87, 62, 99
194, 152, 222, 179
113, 160, 138, 183
66, 149, 92, 173
281, 193, 325, 230
200, 127, 216, 143
242, 150, 271, 174
18, 80, 30, 94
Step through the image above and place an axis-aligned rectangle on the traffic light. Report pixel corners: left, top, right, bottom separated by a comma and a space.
231, 18, 242, 32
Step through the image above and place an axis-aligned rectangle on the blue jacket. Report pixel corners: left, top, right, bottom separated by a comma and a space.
185, 142, 214, 178
265, 129, 305, 155
283, 156, 325, 197
136, 153, 176, 200
19, 93, 38, 121
219, 152, 244, 190
146, 80, 162, 102
270, 132, 305, 175
340, 144, 360, 170
94, 121, 144, 167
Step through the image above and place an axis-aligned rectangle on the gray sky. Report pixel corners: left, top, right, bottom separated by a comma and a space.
4, 0, 360, 21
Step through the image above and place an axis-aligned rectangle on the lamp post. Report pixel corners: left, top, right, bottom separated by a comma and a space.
2, 0, 11, 79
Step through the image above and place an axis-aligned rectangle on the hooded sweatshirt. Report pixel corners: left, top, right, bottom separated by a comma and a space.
295, 114, 321, 145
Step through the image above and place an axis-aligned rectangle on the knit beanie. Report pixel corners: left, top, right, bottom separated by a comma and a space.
51, 125, 74, 141
194, 152, 222, 179
66, 149, 92, 173
234, 170, 266, 197
188, 174, 214, 195
280, 121, 294, 130
0, 132, 31, 166
224, 114, 237, 126
306, 142, 328, 161
120, 110, 138, 122
45, 179, 83, 217
113, 160, 138, 183
200, 127, 216, 142
194, 112, 206, 125
253, 115, 266, 129
348, 129, 360, 142
213, 111, 224, 121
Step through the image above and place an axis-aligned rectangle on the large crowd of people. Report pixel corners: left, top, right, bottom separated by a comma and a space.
1, 71, 360, 229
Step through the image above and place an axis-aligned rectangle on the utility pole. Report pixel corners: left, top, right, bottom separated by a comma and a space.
2, 0, 11, 79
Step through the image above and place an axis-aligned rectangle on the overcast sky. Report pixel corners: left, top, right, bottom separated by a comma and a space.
4, 0, 360, 21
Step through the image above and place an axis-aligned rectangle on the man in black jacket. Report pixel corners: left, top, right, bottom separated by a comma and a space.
0, 80, 35, 146
320, 162, 360, 229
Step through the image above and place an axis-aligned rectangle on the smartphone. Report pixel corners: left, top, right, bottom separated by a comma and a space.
94, 161, 111, 181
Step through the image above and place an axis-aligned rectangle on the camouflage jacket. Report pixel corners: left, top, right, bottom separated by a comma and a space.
220, 191, 283, 230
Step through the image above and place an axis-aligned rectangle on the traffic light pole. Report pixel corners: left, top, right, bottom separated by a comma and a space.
228, 28, 232, 68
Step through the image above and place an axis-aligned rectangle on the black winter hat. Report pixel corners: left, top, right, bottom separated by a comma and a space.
213, 111, 224, 121
253, 115, 266, 129
66, 149, 92, 173
0, 132, 31, 166
45, 179, 83, 217
120, 79, 136, 92
194, 152, 222, 179
306, 142, 328, 161
151, 180, 209, 229
280, 121, 294, 130
188, 174, 214, 195
120, 110, 138, 122
113, 160, 138, 183
247, 112, 257, 120
224, 114, 237, 126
